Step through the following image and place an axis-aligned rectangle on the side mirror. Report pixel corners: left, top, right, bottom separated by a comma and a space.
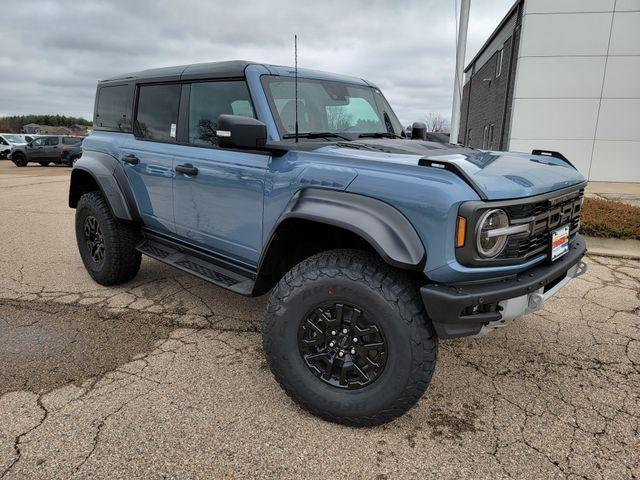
216, 115, 267, 149
411, 122, 427, 141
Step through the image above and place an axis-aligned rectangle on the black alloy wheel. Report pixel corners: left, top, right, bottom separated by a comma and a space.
298, 302, 387, 389
83, 215, 105, 264
262, 249, 438, 426
13, 153, 27, 167
75, 191, 141, 285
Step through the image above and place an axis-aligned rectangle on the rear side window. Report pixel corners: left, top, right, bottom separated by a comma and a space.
188, 81, 255, 146
63, 137, 82, 145
45, 137, 59, 146
96, 85, 130, 131
134, 84, 181, 142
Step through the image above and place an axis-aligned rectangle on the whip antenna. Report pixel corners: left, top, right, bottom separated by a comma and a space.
294, 34, 299, 143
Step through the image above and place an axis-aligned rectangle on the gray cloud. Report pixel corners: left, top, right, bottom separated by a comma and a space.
0, 0, 513, 125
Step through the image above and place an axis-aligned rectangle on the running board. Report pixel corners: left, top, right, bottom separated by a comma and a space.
136, 236, 255, 296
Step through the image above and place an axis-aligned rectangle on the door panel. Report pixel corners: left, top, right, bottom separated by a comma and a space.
27, 138, 46, 160
123, 82, 182, 234
44, 137, 59, 160
173, 146, 268, 265
120, 138, 176, 233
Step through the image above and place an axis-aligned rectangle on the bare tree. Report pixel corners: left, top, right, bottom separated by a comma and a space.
326, 107, 353, 131
424, 112, 451, 133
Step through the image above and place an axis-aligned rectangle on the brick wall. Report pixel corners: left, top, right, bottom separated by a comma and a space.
460, 9, 521, 151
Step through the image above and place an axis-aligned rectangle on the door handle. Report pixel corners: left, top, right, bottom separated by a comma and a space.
122, 153, 139, 165
175, 165, 198, 176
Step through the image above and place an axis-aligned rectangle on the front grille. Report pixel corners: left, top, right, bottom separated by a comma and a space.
498, 188, 583, 260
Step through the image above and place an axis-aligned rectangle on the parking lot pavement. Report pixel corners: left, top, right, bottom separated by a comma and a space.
0, 160, 638, 480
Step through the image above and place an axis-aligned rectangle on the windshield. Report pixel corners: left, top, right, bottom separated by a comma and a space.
261, 76, 404, 139
3, 135, 25, 143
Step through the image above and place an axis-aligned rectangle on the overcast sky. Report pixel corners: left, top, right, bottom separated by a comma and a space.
0, 0, 513, 126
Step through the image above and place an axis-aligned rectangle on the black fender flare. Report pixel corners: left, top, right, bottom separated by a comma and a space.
69, 150, 140, 222
264, 188, 426, 270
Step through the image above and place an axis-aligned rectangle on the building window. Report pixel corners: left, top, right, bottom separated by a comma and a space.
482, 124, 495, 149
496, 48, 504, 78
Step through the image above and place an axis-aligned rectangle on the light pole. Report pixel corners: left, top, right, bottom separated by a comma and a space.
450, 0, 471, 145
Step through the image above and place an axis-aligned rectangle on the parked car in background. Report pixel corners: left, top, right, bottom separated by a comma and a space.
9, 135, 83, 166
0, 133, 29, 159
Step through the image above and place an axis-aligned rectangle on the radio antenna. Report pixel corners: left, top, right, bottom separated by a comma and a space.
294, 34, 299, 143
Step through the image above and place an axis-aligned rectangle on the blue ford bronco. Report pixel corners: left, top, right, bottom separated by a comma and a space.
70, 61, 587, 426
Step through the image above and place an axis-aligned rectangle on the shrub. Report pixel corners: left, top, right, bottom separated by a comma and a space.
580, 197, 640, 240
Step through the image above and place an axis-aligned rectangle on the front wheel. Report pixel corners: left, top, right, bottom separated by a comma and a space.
75, 191, 141, 285
262, 249, 437, 426
12, 153, 27, 167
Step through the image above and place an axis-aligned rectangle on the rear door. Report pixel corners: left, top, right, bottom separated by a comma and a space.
172, 80, 268, 265
44, 136, 60, 160
120, 83, 181, 233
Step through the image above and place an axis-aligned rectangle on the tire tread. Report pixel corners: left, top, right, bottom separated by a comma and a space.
262, 249, 437, 427
76, 191, 141, 286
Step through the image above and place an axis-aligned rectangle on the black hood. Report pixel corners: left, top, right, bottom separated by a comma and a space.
340, 138, 475, 156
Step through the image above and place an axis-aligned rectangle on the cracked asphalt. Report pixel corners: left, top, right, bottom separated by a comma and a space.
0, 161, 638, 479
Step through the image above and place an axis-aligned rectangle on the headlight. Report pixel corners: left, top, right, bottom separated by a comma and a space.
476, 209, 509, 258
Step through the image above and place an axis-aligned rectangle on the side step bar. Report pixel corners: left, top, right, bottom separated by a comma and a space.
136, 234, 256, 296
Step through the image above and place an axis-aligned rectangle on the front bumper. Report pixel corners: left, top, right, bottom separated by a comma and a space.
421, 235, 587, 339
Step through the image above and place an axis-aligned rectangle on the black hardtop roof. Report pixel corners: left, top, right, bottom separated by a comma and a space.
98, 60, 370, 86
100, 60, 256, 84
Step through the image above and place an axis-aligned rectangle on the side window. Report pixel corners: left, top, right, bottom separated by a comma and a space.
134, 84, 181, 142
96, 85, 130, 131
63, 137, 82, 145
46, 137, 59, 146
188, 81, 255, 146
32, 137, 46, 146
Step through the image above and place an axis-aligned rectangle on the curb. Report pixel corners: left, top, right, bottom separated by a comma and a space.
584, 235, 640, 260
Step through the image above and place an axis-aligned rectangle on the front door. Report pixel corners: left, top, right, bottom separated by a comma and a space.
26, 137, 47, 160
121, 83, 182, 234
172, 80, 267, 266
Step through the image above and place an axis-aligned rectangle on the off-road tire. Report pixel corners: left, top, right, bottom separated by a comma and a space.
12, 153, 27, 167
262, 249, 437, 426
38, 161, 50, 166
75, 191, 141, 286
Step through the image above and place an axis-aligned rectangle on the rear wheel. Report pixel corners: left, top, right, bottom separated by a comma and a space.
262, 249, 437, 426
12, 153, 27, 167
75, 191, 141, 285
38, 161, 50, 167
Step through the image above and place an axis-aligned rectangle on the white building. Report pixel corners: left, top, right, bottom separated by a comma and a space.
460, 0, 640, 182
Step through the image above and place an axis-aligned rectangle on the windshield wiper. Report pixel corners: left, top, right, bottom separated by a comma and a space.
358, 132, 403, 139
282, 132, 351, 141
